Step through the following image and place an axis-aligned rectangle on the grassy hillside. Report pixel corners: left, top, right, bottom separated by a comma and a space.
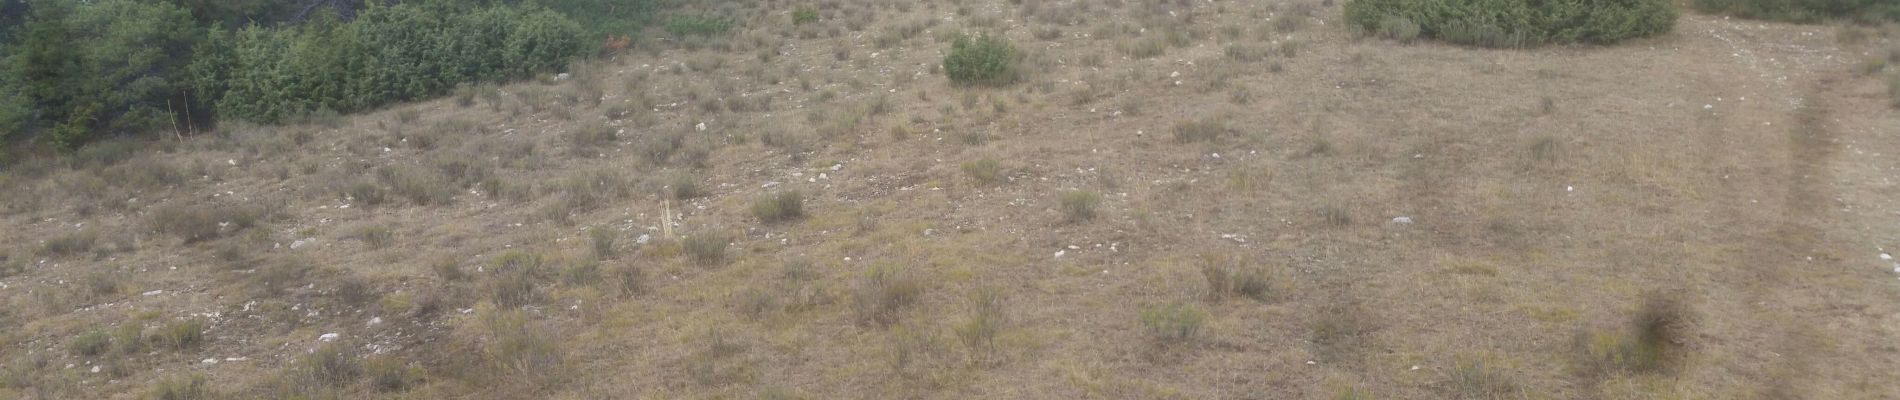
3, 0, 1900, 399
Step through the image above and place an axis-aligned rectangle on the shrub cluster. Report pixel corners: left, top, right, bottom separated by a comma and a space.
1, 0, 590, 148
1344, 0, 1677, 48
944, 34, 1021, 86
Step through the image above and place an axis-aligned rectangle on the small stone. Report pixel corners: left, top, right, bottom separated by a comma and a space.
91, 366, 101, 373
635, 234, 652, 245
1391, 216, 1414, 225
367, 317, 383, 326
1054, 250, 1067, 258
201, 359, 218, 365
289, 238, 316, 249
1410, 365, 1421, 371
695, 122, 708, 131
142, 290, 164, 296
555, 73, 571, 81
1881, 253, 1892, 261
1306, 360, 1317, 365
318, 333, 340, 342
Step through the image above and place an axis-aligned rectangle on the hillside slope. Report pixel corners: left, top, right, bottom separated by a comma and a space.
3, 1, 1899, 399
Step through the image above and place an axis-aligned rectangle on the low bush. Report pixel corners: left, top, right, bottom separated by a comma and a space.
1344, 0, 1677, 47
683, 233, 730, 266
961, 158, 1004, 185
944, 34, 1021, 86
666, 15, 733, 37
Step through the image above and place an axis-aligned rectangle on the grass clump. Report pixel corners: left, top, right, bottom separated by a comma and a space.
944, 34, 1021, 86
1059, 190, 1102, 223
152, 318, 206, 350
365, 356, 424, 393
1202, 257, 1273, 302
1140, 302, 1207, 346
1173, 119, 1230, 143
852, 263, 924, 327
683, 232, 731, 266
1344, 0, 1676, 47
751, 191, 806, 223
961, 158, 1004, 185
588, 226, 618, 259
69, 330, 112, 357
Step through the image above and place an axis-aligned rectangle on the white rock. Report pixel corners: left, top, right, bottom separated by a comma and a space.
318, 333, 340, 342
1881, 253, 1892, 261
555, 73, 571, 81
90, 366, 101, 373
289, 238, 316, 249
695, 122, 708, 131
1169, 71, 1181, 78
201, 359, 218, 365
142, 290, 165, 296
367, 317, 383, 326
1391, 217, 1414, 224
1054, 250, 1066, 258
1306, 360, 1317, 365
635, 234, 652, 245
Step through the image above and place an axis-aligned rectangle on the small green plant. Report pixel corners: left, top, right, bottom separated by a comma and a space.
489, 251, 545, 308
347, 181, 388, 207
961, 158, 1004, 185
1447, 356, 1524, 399
283, 342, 361, 395
683, 232, 730, 266
1059, 190, 1102, 223
1140, 302, 1207, 346
944, 34, 1021, 86
482, 310, 562, 375
852, 263, 923, 326
42, 230, 97, 258
792, 7, 820, 25
351, 226, 394, 249
1576, 294, 1690, 376
751, 191, 806, 223
670, 173, 704, 200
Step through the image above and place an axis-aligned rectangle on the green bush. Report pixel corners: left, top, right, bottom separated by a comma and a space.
665, 15, 733, 37
944, 34, 1021, 86
751, 191, 806, 223
10, 0, 201, 148
1344, 0, 1677, 48
1140, 302, 1207, 345
1693, 0, 1900, 23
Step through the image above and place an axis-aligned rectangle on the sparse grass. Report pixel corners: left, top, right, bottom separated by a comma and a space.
280, 342, 360, 397
945, 34, 1022, 86
686, 328, 753, 385
150, 374, 210, 400
683, 232, 731, 266
481, 310, 562, 376
1140, 302, 1206, 346
378, 165, 457, 206
152, 318, 206, 350
852, 263, 923, 327
69, 330, 111, 357
1576, 293, 1691, 376
588, 226, 618, 259
489, 250, 546, 308
953, 288, 1006, 360
1173, 119, 1230, 143
1447, 355, 1524, 399
1311, 299, 1376, 360
347, 180, 388, 207
961, 158, 1004, 185
365, 355, 423, 393
351, 226, 394, 249
41, 230, 97, 258
667, 15, 734, 37
1059, 190, 1102, 223
565, 123, 618, 157
792, 7, 820, 25
751, 191, 806, 223
1202, 257, 1273, 302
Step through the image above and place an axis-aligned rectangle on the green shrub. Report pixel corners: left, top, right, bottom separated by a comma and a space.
69, 330, 112, 357
962, 158, 1004, 185
1202, 260, 1273, 302
588, 226, 618, 259
153, 318, 206, 350
944, 34, 1021, 86
1344, 0, 1677, 47
1693, 0, 1900, 23
1140, 302, 1207, 345
751, 191, 806, 223
150, 374, 211, 400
